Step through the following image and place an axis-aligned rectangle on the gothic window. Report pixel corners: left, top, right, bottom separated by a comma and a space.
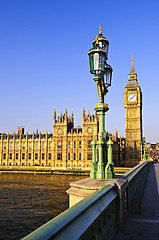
16, 153, 18, 159
10, 143, 13, 150
79, 141, 81, 148
74, 153, 76, 160
42, 142, 45, 149
9, 153, 12, 159
35, 142, 38, 150
58, 128, 62, 134
79, 153, 81, 160
4, 143, 7, 150
133, 109, 136, 118
49, 142, 52, 149
128, 110, 132, 118
49, 153, 51, 160
57, 153, 62, 160
3, 153, 6, 159
35, 153, 38, 159
88, 128, 92, 133
58, 141, 62, 149
87, 140, 91, 148
29, 153, 31, 159
22, 153, 25, 159
42, 153, 45, 160
29, 142, 32, 150
22, 143, 25, 150
68, 141, 71, 148
128, 122, 132, 129
87, 153, 92, 160
68, 153, 70, 160
74, 141, 76, 149
16, 143, 19, 150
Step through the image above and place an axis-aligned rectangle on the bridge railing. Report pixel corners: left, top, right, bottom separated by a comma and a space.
121, 161, 149, 206
22, 183, 118, 240
22, 161, 149, 240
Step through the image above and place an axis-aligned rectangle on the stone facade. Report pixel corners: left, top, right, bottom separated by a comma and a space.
124, 57, 143, 166
0, 108, 125, 169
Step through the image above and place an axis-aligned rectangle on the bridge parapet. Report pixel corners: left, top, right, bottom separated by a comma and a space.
22, 161, 149, 240
121, 161, 149, 206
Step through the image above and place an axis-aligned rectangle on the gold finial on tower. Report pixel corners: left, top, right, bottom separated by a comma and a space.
99, 26, 102, 35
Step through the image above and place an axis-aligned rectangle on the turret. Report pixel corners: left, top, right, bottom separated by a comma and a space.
53, 110, 74, 135
53, 109, 56, 124
17, 127, 24, 135
82, 107, 85, 122
115, 130, 118, 142
64, 109, 68, 122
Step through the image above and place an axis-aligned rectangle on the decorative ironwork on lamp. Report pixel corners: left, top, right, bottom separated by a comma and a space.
88, 27, 113, 100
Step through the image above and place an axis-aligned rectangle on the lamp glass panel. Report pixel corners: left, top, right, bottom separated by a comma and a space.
105, 68, 112, 86
93, 53, 99, 71
105, 43, 109, 58
102, 42, 106, 50
99, 53, 105, 71
89, 54, 94, 72
99, 41, 102, 48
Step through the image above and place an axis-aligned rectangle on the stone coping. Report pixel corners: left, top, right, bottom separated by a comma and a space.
67, 177, 128, 197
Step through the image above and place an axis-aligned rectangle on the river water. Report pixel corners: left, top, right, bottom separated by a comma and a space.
0, 173, 86, 240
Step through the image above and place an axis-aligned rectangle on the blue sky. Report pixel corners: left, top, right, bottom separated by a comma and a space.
0, 0, 159, 143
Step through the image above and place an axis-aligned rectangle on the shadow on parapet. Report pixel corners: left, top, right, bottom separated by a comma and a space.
114, 162, 159, 240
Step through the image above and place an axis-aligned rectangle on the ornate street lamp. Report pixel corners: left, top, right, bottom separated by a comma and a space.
88, 27, 114, 179
143, 137, 147, 161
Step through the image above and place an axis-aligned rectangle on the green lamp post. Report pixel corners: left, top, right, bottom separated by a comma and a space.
88, 27, 114, 179
142, 137, 147, 161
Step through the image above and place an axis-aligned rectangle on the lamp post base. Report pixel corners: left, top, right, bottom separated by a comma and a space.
105, 164, 115, 179
143, 154, 147, 161
96, 163, 105, 179
90, 162, 97, 179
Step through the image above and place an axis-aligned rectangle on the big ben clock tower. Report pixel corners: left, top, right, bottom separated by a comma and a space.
124, 56, 143, 166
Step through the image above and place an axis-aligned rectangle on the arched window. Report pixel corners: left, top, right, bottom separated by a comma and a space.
88, 128, 92, 133
87, 140, 91, 148
58, 141, 62, 149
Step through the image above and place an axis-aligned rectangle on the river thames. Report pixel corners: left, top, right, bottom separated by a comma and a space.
0, 173, 86, 240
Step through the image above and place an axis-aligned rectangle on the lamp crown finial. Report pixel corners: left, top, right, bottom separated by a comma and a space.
96, 35, 99, 45
99, 26, 102, 35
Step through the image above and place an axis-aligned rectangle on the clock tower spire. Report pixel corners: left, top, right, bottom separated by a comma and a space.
124, 57, 143, 166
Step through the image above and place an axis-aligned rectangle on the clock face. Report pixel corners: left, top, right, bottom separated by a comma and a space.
128, 93, 137, 102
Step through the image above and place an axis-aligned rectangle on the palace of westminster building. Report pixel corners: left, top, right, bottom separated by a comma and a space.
0, 59, 143, 169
